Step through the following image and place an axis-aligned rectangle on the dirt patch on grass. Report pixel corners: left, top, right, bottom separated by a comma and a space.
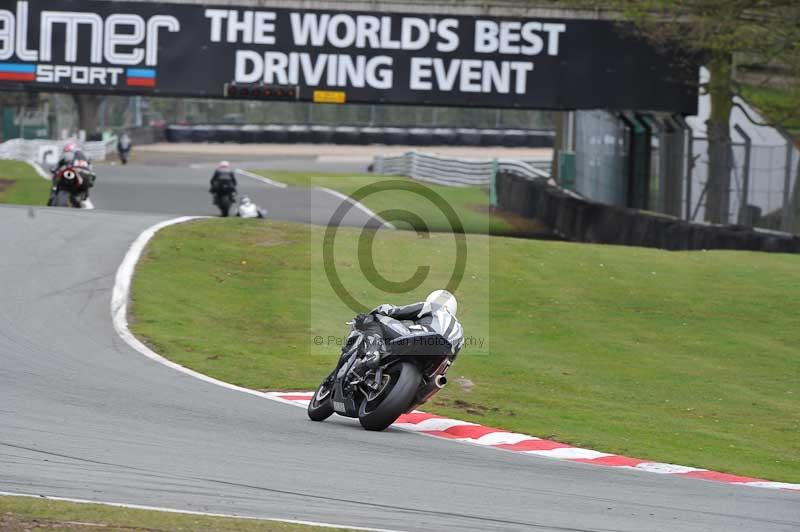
433, 397, 517, 418
471, 204, 551, 237
1, 513, 148, 530
0, 178, 16, 194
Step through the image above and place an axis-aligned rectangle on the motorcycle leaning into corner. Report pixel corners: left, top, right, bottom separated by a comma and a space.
308, 291, 464, 431
48, 159, 96, 209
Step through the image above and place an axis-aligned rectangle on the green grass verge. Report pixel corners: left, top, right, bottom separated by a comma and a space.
131, 219, 800, 483
257, 170, 534, 236
0, 495, 357, 531
0, 160, 49, 205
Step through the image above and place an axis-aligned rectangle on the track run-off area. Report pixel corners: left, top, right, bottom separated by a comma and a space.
1, 153, 799, 532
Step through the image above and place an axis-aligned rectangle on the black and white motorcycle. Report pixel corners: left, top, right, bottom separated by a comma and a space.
308, 293, 463, 431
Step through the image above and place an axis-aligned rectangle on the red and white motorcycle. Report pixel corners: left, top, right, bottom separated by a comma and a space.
48, 160, 95, 209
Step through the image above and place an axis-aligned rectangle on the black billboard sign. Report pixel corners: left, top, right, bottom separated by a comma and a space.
0, 0, 698, 113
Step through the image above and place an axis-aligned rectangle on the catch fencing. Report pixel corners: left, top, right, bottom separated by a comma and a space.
0, 138, 114, 167
687, 138, 798, 232
373, 151, 550, 187
571, 108, 799, 234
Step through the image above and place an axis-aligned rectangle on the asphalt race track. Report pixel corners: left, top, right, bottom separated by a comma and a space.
90, 157, 381, 227
1, 160, 799, 531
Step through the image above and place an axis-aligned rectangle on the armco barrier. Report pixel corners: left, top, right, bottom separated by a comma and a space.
374, 151, 550, 187
496, 171, 800, 253
165, 124, 555, 147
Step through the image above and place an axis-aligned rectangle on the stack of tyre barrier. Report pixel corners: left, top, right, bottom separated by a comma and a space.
165, 124, 555, 147
496, 171, 800, 253
126, 125, 164, 145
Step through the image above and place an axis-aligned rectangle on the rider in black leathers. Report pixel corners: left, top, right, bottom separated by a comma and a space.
210, 161, 237, 193
117, 132, 132, 164
209, 161, 238, 216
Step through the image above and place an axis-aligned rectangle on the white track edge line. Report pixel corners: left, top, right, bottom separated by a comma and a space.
112, 215, 280, 402
112, 218, 800, 495
25, 159, 50, 180
109, 215, 408, 532
316, 186, 395, 229
0, 491, 402, 532
236, 168, 288, 188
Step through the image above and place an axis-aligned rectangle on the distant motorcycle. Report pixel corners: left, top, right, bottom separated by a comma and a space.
118, 145, 131, 165
308, 318, 460, 431
117, 133, 132, 165
48, 161, 95, 209
209, 161, 236, 217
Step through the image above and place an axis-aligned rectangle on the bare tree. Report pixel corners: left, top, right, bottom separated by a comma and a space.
72, 94, 104, 138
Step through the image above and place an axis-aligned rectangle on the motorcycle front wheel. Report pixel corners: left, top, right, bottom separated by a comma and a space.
307, 378, 335, 421
358, 362, 421, 431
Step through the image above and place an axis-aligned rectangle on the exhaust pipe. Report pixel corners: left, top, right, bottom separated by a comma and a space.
413, 374, 448, 408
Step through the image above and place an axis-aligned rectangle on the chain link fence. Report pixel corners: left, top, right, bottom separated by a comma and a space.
569, 110, 799, 235
687, 138, 798, 232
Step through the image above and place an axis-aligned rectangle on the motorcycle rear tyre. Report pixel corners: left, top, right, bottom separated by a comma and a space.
218, 195, 232, 217
53, 190, 72, 207
358, 362, 421, 431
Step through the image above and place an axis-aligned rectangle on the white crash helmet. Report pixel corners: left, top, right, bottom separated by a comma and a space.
420, 289, 457, 317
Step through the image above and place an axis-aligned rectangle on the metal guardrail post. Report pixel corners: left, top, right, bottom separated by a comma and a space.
733, 124, 753, 227
409, 151, 418, 180
490, 158, 499, 206
782, 138, 794, 232
685, 134, 694, 221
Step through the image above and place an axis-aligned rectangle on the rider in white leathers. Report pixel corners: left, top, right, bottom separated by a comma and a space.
354, 290, 464, 367
236, 196, 267, 218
